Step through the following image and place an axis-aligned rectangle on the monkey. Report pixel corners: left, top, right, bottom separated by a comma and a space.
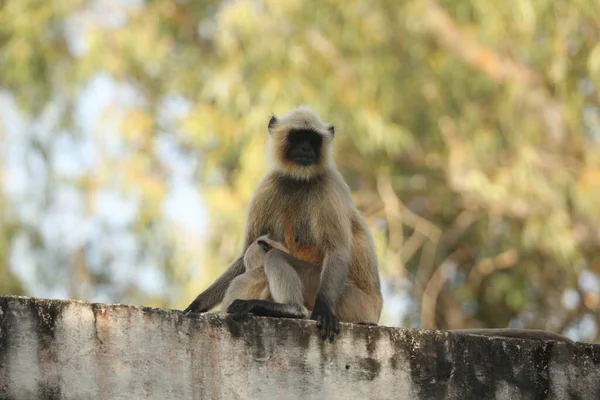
184, 106, 383, 342
183, 106, 574, 345
221, 234, 310, 319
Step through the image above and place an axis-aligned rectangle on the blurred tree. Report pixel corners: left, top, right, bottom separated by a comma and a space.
0, 0, 599, 342
0, 201, 25, 295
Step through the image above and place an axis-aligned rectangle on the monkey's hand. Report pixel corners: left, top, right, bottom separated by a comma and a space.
310, 295, 340, 342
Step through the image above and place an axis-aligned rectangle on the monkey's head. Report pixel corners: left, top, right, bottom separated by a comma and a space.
244, 235, 289, 270
267, 106, 335, 180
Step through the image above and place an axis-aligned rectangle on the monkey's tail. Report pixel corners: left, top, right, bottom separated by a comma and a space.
450, 328, 574, 344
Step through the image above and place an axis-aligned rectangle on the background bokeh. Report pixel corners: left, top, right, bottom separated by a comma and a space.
1, 0, 599, 342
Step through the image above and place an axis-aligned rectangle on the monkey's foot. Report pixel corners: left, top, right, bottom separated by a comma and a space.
183, 298, 209, 315
226, 299, 255, 316
227, 299, 307, 319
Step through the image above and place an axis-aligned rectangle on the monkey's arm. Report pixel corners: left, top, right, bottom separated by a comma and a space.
183, 256, 245, 314
311, 204, 353, 341
311, 250, 351, 341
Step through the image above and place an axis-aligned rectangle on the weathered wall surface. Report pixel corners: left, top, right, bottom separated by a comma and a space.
0, 295, 599, 400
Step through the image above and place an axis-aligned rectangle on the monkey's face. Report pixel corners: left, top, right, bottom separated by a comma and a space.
244, 235, 289, 270
284, 129, 322, 166
268, 106, 335, 179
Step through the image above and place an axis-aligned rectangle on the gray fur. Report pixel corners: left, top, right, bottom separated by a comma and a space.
184, 256, 245, 314
318, 250, 352, 308
450, 328, 574, 343
264, 250, 308, 316
184, 107, 383, 332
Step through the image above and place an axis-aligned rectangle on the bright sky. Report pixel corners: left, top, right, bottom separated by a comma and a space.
0, 70, 207, 303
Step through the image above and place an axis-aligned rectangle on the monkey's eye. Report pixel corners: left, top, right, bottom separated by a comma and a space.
257, 240, 273, 252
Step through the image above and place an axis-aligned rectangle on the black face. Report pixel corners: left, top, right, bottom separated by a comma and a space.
285, 129, 322, 166
257, 239, 272, 252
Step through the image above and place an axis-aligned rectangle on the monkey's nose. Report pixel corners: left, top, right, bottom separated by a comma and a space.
258, 240, 272, 252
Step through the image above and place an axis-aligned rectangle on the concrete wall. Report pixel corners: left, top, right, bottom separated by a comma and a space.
0, 295, 599, 400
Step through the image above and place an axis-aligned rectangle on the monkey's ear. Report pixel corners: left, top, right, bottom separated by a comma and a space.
268, 115, 278, 134
327, 125, 335, 138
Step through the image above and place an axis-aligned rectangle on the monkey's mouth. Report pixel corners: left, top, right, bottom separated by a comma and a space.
293, 157, 316, 166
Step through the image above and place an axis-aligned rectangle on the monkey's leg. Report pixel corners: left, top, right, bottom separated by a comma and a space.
184, 256, 245, 314
221, 277, 242, 313
263, 249, 313, 318
263, 251, 383, 332
221, 270, 269, 312
334, 283, 383, 325
227, 299, 307, 319
269, 250, 322, 309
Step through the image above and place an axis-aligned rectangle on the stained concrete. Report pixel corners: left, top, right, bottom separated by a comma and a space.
0, 295, 599, 400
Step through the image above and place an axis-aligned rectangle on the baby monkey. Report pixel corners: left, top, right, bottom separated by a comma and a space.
222, 235, 311, 319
